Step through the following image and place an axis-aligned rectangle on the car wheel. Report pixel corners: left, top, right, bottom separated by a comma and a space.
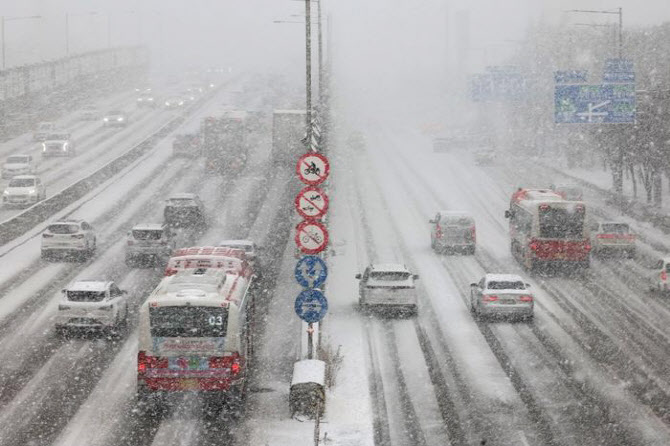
55, 326, 68, 338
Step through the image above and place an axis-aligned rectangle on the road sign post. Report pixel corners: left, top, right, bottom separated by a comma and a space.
294, 288, 329, 359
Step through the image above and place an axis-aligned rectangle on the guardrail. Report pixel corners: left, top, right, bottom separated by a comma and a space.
0, 86, 221, 246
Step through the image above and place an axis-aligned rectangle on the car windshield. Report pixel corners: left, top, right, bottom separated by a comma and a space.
6, 156, 29, 164
601, 223, 630, 234
167, 198, 196, 207
539, 205, 585, 239
369, 271, 411, 281
132, 229, 163, 240
149, 306, 228, 338
66, 290, 106, 302
443, 216, 472, 226
47, 224, 79, 234
37, 123, 52, 131
487, 281, 525, 290
46, 134, 68, 140
8, 178, 35, 187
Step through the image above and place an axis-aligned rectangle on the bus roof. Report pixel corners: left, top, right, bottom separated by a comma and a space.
172, 246, 247, 260
148, 268, 245, 308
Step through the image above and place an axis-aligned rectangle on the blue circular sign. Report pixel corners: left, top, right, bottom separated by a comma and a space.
294, 289, 328, 323
294, 255, 328, 288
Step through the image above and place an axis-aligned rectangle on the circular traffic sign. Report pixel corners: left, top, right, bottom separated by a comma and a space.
295, 255, 328, 288
296, 152, 330, 185
295, 220, 329, 254
294, 289, 328, 323
295, 186, 329, 220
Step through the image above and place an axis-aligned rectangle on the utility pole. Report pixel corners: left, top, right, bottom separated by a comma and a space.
305, 0, 312, 152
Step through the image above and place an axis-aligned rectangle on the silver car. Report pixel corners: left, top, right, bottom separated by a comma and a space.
470, 273, 534, 320
356, 263, 419, 316
2, 175, 46, 207
2, 154, 36, 179
125, 223, 175, 266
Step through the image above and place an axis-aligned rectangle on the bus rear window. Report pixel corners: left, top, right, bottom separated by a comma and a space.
150, 307, 228, 338
539, 206, 584, 239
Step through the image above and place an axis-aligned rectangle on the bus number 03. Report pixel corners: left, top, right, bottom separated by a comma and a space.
208, 315, 223, 326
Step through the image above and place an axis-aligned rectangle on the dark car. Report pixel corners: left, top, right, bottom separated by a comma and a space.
163, 193, 206, 228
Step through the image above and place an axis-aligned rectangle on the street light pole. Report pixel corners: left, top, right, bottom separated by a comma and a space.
567, 8, 623, 58
305, 0, 312, 153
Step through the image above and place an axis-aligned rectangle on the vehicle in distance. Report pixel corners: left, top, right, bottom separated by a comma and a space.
591, 222, 635, 258
2, 154, 36, 179
56, 280, 129, 337
3, 175, 46, 207
163, 193, 206, 228
80, 104, 99, 120
137, 92, 157, 108
474, 148, 496, 165
103, 110, 129, 127
505, 188, 591, 271
164, 96, 185, 109
470, 273, 534, 320
650, 257, 670, 294
550, 183, 583, 201
172, 133, 201, 157
41, 219, 96, 260
355, 263, 419, 316
42, 132, 76, 157
33, 122, 56, 141
432, 137, 450, 153
429, 211, 476, 254
180, 91, 197, 104
126, 223, 176, 267
136, 266, 254, 413
217, 239, 260, 271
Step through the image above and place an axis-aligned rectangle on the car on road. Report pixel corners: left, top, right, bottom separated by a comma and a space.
164, 96, 185, 109
2, 154, 36, 179
42, 131, 76, 157
172, 133, 201, 157
355, 263, 419, 316
103, 110, 129, 127
650, 257, 670, 294
470, 273, 534, 320
55, 280, 129, 336
80, 104, 100, 120
136, 93, 157, 108
218, 239, 260, 271
2, 175, 46, 207
591, 222, 636, 258
126, 223, 176, 266
33, 122, 56, 141
474, 148, 496, 165
163, 193, 206, 228
429, 211, 476, 254
41, 219, 96, 260
550, 183, 583, 201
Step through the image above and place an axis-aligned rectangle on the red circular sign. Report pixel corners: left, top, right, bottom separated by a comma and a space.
295, 220, 329, 254
296, 152, 330, 186
295, 186, 329, 220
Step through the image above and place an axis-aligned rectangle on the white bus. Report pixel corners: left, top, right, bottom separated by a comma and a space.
136, 267, 254, 412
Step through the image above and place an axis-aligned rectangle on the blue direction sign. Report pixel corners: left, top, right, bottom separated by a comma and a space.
555, 84, 635, 124
295, 255, 328, 288
603, 58, 635, 83
294, 289, 328, 323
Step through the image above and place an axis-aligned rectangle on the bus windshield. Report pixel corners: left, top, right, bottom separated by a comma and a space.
150, 306, 228, 338
539, 206, 584, 239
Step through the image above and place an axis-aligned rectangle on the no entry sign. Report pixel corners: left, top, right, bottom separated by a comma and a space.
296, 152, 330, 185
295, 220, 329, 254
295, 186, 329, 220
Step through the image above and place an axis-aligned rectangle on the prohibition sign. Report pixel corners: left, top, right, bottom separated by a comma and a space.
295, 220, 329, 254
295, 186, 329, 220
297, 152, 330, 185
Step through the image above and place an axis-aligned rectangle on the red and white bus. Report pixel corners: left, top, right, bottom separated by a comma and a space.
505, 188, 591, 271
164, 246, 253, 278
136, 264, 254, 412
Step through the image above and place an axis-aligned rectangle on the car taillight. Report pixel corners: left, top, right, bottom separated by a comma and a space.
661, 271, 667, 282
165, 268, 177, 276
584, 242, 591, 252
138, 352, 168, 374
529, 239, 539, 251
518, 295, 533, 302
231, 360, 241, 375
138, 351, 148, 374
436, 224, 442, 238
482, 294, 498, 302
58, 304, 70, 311
470, 226, 476, 242
127, 240, 134, 245
43, 233, 53, 238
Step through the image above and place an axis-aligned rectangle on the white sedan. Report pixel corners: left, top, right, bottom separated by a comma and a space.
470, 273, 534, 320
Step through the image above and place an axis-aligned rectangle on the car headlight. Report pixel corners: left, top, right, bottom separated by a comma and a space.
63, 142, 69, 151
104, 117, 109, 122
42, 143, 47, 151
3, 190, 9, 195
117, 117, 124, 121
28, 189, 36, 195
165, 101, 170, 106
148, 98, 154, 101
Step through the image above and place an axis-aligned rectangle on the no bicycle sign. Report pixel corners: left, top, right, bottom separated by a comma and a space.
295, 220, 329, 254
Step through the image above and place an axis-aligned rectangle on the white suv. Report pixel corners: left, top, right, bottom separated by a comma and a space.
42, 132, 76, 157
56, 280, 129, 336
41, 219, 96, 260
355, 263, 419, 316
2, 175, 46, 207
2, 154, 36, 179
126, 223, 175, 266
